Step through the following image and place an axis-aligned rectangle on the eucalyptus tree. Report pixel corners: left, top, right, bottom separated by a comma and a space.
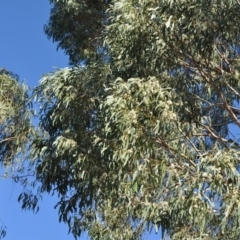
0, 69, 33, 239
21, 0, 240, 239
45, 0, 110, 64
0, 69, 32, 173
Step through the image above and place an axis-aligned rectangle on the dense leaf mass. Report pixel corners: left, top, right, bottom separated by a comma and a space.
0, 69, 32, 169
0, 69, 33, 239
15, 0, 240, 240
45, 0, 110, 64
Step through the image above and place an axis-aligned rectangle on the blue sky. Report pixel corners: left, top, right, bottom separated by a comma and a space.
0, 1, 163, 239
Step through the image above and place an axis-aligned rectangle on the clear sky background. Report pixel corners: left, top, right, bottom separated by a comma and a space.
0, 1, 163, 239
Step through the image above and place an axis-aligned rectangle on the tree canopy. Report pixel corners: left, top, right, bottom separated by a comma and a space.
2, 0, 240, 239
45, 0, 110, 64
0, 69, 33, 239
0, 69, 32, 172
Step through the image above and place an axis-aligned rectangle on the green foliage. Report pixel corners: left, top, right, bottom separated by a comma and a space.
30, 64, 112, 237
16, 0, 240, 240
45, 0, 110, 64
0, 69, 32, 170
0, 69, 34, 239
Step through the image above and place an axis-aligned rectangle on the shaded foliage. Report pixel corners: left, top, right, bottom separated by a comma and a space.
45, 0, 110, 64
16, 0, 240, 240
0, 69, 34, 238
0, 223, 6, 240
0, 69, 32, 169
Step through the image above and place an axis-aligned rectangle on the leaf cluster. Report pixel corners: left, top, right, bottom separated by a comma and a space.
0, 69, 33, 170
45, 0, 110, 64
14, 0, 240, 240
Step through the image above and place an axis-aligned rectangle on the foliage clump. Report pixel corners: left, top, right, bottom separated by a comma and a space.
4, 0, 240, 240
0, 69, 32, 170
